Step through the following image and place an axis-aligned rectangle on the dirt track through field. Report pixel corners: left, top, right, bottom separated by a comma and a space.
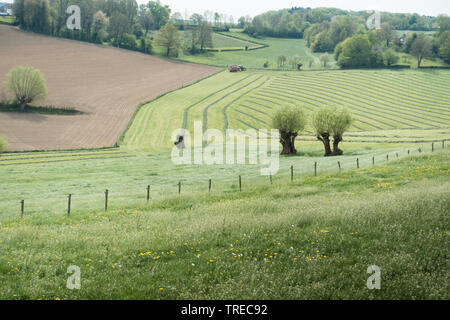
0, 25, 220, 151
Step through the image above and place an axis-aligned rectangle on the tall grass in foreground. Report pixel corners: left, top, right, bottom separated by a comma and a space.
0, 152, 448, 299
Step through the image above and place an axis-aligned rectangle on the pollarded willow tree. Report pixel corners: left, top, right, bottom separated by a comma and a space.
331, 107, 352, 155
312, 107, 333, 157
5, 66, 48, 111
312, 106, 352, 156
272, 105, 307, 155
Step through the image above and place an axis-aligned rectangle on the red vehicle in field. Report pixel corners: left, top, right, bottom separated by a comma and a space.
228, 64, 246, 72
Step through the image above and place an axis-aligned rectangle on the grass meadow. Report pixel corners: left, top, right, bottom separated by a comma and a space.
0, 150, 448, 299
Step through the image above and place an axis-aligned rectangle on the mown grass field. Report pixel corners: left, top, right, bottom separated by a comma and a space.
122, 69, 450, 153
149, 30, 262, 53
0, 151, 448, 299
150, 29, 326, 69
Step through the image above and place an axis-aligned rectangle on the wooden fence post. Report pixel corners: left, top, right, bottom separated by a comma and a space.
372, 156, 375, 167
386, 154, 389, 162
21, 200, 24, 218
338, 161, 341, 172
357, 158, 359, 169
408, 150, 410, 155
239, 176, 242, 192
432, 143, 434, 152
314, 162, 317, 176
396, 153, 398, 158
178, 182, 181, 195
68, 194, 72, 217
147, 185, 150, 202
105, 189, 108, 211
270, 174, 273, 185
290, 165, 294, 182
208, 179, 212, 193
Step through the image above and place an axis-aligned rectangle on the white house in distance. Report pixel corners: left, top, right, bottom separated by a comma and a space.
0, 2, 12, 16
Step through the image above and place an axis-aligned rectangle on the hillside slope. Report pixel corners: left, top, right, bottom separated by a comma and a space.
0, 25, 220, 151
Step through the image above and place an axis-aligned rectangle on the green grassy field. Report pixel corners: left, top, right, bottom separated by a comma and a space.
178, 34, 326, 69
149, 30, 263, 53
0, 150, 448, 299
149, 30, 326, 69
0, 16, 15, 25
122, 69, 450, 152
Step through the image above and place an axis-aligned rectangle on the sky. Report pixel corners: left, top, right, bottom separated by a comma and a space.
140, 0, 450, 18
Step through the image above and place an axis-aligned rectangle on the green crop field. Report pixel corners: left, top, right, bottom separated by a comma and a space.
122, 69, 450, 152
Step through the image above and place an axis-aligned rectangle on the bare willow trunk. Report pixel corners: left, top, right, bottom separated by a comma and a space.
317, 133, 332, 157
333, 135, 343, 156
19, 100, 26, 111
280, 131, 298, 155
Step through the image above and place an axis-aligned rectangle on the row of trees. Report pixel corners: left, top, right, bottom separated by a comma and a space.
12, 0, 222, 57
334, 25, 450, 69
245, 7, 443, 39
12, 0, 217, 56
13, 0, 169, 51
244, 9, 310, 38
273, 105, 352, 156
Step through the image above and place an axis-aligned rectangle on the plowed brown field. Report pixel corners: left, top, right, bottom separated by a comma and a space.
0, 25, 220, 151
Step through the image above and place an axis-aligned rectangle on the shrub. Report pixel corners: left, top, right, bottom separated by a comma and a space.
383, 49, 400, 66
121, 33, 137, 50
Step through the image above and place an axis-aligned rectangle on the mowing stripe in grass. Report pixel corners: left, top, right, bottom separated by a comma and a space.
0, 155, 136, 167
266, 83, 433, 129
242, 100, 274, 110
238, 104, 270, 116
233, 109, 268, 125
235, 119, 258, 130
222, 77, 269, 133
0, 152, 129, 163
200, 75, 264, 133
261, 89, 398, 130
280, 72, 450, 108
274, 74, 450, 114
270, 79, 450, 126
249, 91, 369, 131
182, 74, 255, 129
295, 73, 450, 112
319, 72, 450, 107
266, 86, 421, 129
271, 81, 449, 128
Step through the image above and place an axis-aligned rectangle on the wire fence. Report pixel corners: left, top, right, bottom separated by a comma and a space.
8, 141, 449, 219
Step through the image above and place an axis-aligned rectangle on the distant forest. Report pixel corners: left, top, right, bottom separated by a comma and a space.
244, 7, 445, 39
